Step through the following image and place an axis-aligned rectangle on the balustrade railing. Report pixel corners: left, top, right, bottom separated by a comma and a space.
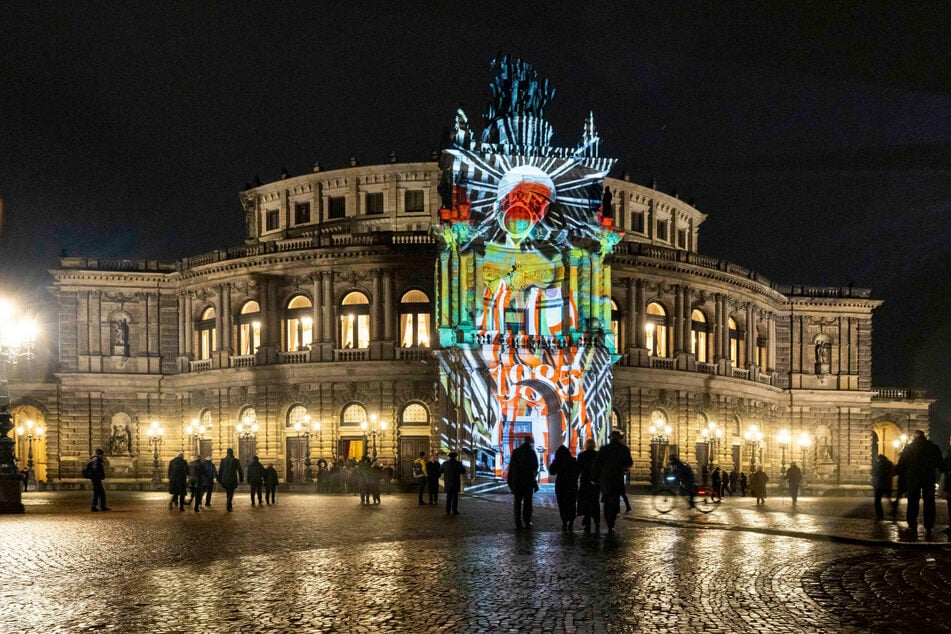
189, 359, 212, 372
230, 355, 256, 368
395, 347, 432, 361
334, 348, 368, 362
279, 350, 310, 364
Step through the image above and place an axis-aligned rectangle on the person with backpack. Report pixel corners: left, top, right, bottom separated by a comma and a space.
167, 452, 189, 511
217, 447, 244, 512
85, 448, 109, 512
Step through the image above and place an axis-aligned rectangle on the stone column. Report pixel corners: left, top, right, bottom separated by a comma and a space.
626, 278, 636, 352
474, 252, 484, 328
634, 279, 646, 348
673, 285, 684, 354
371, 270, 382, 341
745, 304, 755, 368
438, 253, 450, 328
383, 269, 394, 341
90, 291, 102, 355
184, 292, 194, 357
221, 284, 232, 352
682, 286, 692, 353
311, 274, 322, 344
322, 271, 333, 343
767, 313, 777, 372
713, 294, 723, 361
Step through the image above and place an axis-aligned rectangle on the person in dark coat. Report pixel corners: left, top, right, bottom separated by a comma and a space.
264, 463, 278, 505
593, 430, 634, 532
426, 454, 441, 505
750, 466, 769, 506
201, 457, 217, 507
88, 448, 109, 512
188, 456, 203, 512
217, 447, 244, 512
440, 451, 467, 515
507, 436, 539, 530
739, 472, 748, 496
784, 461, 803, 505
548, 445, 580, 532
871, 453, 893, 520
167, 452, 189, 511
246, 455, 265, 506
896, 429, 944, 538
577, 439, 600, 532
356, 457, 373, 505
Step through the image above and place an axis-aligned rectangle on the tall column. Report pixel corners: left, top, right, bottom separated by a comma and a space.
90, 291, 102, 355
371, 270, 382, 341
220, 284, 232, 351
682, 286, 691, 353
673, 285, 683, 353
590, 253, 602, 329
767, 313, 776, 371
311, 274, 322, 343
439, 253, 450, 328
177, 293, 186, 356
746, 304, 755, 368
266, 277, 280, 347
567, 254, 580, 332
383, 269, 393, 341
184, 292, 194, 357
626, 278, 636, 351
634, 279, 646, 348
474, 252, 484, 329
322, 271, 333, 343
713, 294, 723, 361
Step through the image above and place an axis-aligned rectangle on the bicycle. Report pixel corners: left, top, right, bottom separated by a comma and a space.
652, 474, 719, 514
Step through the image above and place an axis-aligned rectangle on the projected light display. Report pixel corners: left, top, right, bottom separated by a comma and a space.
434, 56, 623, 480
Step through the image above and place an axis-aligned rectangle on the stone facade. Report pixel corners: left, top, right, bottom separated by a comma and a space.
4, 161, 932, 488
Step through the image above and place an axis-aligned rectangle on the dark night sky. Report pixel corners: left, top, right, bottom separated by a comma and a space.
3, 3, 951, 433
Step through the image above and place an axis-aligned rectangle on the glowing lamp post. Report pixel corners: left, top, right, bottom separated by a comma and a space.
16, 419, 44, 491
892, 433, 909, 456
743, 424, 763, 472
0, 300, 37, 513
146, 421, 164, 484
184, 419, 207, 458
796, 432, 811, 470
648, 414, 672, 486
776, 428, 791, 476
700, 421, 723, 468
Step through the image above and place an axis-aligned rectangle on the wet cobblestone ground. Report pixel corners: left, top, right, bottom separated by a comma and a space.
5, 489, 951, 632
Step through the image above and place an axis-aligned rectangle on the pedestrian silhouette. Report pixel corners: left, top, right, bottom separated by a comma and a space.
548, 445, 579, 532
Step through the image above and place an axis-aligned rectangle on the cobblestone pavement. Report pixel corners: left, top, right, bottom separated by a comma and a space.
4, 490, 951, 633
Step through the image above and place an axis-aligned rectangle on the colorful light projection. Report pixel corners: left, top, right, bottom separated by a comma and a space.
434, 57, 623, 479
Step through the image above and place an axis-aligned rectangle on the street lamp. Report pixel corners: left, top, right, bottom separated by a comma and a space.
146, 420, 164, 484
361, 414, 388, 461
184, 418, 207, 458
16, 418, 44, 491
796, 431, 811, 470
700, 421, 723, 468
0, 299, 37, 513
293, 413, 321, 480
776, 428, 791, 476
743, 424, 763, 472
236, 416, 259, 439
892, 433, 909, 455
648, 413, 672, 486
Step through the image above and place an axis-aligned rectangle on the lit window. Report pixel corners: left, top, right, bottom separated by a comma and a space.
365, 192, 384, 215
757, 337, 768, 369
404, 190, 424, 213
691, 309, 707, 362
399, 290, 431, 348
339, 291, 370, 349
646, 302, 668, 357
610, 298, 620, 345
401, 403, 429, 424
283, 295, 313, 352
343, 403, 367, 426
287, 404, 308, 429
729, 317, 741, 367
196, 306, 216, 360
237, 301, 261, 356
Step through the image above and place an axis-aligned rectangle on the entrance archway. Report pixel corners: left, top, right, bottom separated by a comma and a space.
872, 421, 903, 464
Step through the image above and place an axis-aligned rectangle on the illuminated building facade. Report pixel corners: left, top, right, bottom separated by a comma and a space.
6, 59, 931, 488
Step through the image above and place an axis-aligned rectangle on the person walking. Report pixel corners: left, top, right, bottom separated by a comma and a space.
548, 445, 579, 532
739, 471, 748, 496
217, 447, 244, 512
711, 466, 723, 500
167, 451, 189, 511
668, 455, 696, 508
188, 456, 204, 512
895, 429, 943, 539
201, 457, 217, 507
247, 455, 265, 506
426, 453, 441, 505
507, 436, 539, 530
440, 451, 466, 515
729, 468, 738, 495
356, 457, 372, 505
264, 462, 278, 505
87, 448, 109, 512
750, 465, 769, 506
413, 451, 428, 505
577, 439, 600, 532
871, 453, 894, 520
593, 430, 634, 533
784, 461, 803, 505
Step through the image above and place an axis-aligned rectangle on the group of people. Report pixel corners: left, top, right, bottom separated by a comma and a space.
872, 429, 948, 539
413, 451, 467, 515
167, 448, 278, 512
315, 459, 395, 495
513, 430, 634, 534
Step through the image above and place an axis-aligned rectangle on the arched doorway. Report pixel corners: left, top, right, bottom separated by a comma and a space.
872, 421, 903, 464
11, 405, 47, 485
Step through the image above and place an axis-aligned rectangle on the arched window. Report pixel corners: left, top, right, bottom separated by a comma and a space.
400, 402, 430, 425
399, 290, 431, 348
286, 404, 309, 429
283, 295, 313, 352
646, 302, 668, 357
728, 317, 741, 367
342, 403, 368, 426
196, 307, 216, 360
691, 309, 708, 362
339, 291, 370, 349
237, 301, 261, 356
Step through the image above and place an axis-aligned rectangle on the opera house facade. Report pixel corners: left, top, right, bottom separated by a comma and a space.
6, 59, 931, 489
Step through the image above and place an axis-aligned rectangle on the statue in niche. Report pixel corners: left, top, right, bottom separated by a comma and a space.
112, 319, 130, 357
110, 424, 131, 455
814, 335, 831, 375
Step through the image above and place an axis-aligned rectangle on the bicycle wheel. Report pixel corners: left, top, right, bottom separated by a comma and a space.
694, 488, 717, 514
653, 488, 675, 514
